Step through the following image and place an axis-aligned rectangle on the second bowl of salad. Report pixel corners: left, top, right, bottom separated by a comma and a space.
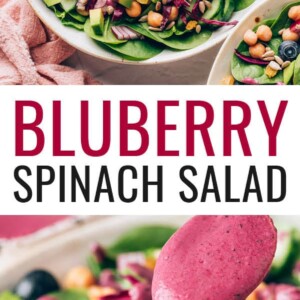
208, 0, 300, 85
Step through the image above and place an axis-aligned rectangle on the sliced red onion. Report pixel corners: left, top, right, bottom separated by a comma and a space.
290, 20, 300, 34
276, 82, 285, 85
190, 0, 200, 17
234, 49, 269, 65
126, 263, 153, 283
112, 5, 125, 21
99, 269, 122, 291
111, 26, 142, 40
94, 0, 107, 8
199, 17, 238, 26
112, 26, 125, 39
117, 252, 146, 271
129, 283, 152, 300
122, 275, 141, 285
174, 0, 189, 8
100, 290, 130, 300
180, 13, 188, 24
91, 243, 106, 263
86, 0, 97, 10
161, 5, 172, 29
106, 0, 116, 7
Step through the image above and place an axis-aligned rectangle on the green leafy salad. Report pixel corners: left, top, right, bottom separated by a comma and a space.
1, 224, 300, 300
224, 2, 300, 85
43, 0, 255, 61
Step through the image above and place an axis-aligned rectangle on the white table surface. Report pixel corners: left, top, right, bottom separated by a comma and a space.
65, 43, 221, 84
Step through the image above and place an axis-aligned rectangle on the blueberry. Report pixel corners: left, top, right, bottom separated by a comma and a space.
279, 41, 300, 61
13, 270, 60, 300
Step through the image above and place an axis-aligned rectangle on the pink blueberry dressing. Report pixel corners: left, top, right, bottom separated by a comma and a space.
152, 216, 277, 300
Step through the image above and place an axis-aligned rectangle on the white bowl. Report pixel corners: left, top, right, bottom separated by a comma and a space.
0, 215, 299, 290
207, 0, 295, 84
28, 0, 259, 65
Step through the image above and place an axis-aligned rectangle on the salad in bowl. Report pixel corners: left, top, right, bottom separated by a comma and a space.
1, 216, 300, 300
223, 1, 300, 85
40, 0, 255, 61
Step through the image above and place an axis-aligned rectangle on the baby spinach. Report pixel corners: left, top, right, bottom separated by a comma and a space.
235, 0, 255, 12
271, 1, 300, 37
50, 290, 89, 300
51, 5, 86, 30
0, 292, 21, 300
127, 23, 212, 50
104, 39, 164, 60
107, 225, 177, 257
85, 19, 127, 45
231, 54, 283, 84
293, 55, 300, 85
284, 60, 295, 85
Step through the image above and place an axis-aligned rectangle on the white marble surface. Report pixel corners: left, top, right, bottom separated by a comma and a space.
65, 43, 221, 84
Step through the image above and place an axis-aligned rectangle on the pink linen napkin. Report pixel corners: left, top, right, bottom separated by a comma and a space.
0, 0, 98, 85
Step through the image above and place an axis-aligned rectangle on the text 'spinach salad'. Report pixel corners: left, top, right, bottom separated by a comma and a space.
1, 216, 300, 300
223, 2, 300, 85
43, 0, 254, 61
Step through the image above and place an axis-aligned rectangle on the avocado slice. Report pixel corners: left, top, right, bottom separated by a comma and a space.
44, 0, 61, 7
60, 0, 77, 12
223, 0, 235, 21
90, 8, 105, 35
284, 60, 295, 85
202, 0, 222, 20
118, 0, 133, 9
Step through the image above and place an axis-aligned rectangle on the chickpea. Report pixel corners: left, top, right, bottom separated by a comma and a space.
126, 1, 142, 18
249, 43, 266, 59
148, 11, 164, 28
288, 5, 300, 21
88, 286, 117, 300
169, 6, 179, 21
282, 28, 300, 41
256, 25, 272, 42
64, 266, 94, 289
243, 29, 258, 46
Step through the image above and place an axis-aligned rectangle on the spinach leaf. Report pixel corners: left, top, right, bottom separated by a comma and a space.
62, 17, 85, 30
50, 290, 89, 300
284, 60, 295, 85
50, 5, 86, 30
104, 39, 164, 60
158, 26, 176, 39
234, 0, 255, 12
0, 292, 21, 300
271, 1, 300, 36
127, 23, 212, 50
107, 225, 177, 257
293, 55, 300, 85
222, 0, 235, 22
84, 19, 127, 45
68, 10, 87, 23
231, 55, 283, 84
